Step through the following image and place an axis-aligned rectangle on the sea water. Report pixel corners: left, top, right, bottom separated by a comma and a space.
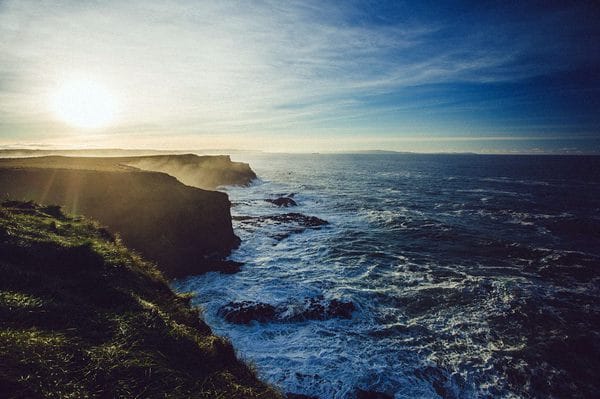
173, 153, 600, 398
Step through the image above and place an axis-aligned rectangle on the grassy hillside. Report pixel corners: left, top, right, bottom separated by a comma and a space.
0, 168, 238, 278
0, 201, 280, 399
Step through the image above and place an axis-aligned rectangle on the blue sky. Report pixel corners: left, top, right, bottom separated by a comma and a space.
0, 0, 598, 152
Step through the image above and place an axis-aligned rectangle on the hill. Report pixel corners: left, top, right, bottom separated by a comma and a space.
0, 154, 256, 277
0, 154, 256, 190
0, 167, 237, 278
0, 200, 280, 398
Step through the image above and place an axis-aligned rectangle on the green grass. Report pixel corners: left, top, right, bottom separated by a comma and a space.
0, 201, 281, 398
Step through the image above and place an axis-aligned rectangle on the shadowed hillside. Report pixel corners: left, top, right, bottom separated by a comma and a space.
0, 166, 239, 278
0, 201, 280, 398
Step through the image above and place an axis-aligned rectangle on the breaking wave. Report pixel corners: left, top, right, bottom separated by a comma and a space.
173, 154, 600, 398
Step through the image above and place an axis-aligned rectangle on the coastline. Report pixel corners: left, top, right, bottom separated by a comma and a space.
0, 154, 255, 278
3, 152, 600, 397
0, 154, 286, 397
0, 200, 281, 398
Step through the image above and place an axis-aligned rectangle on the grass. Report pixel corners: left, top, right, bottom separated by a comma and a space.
0, 200, 281, 398
0, 167, 239, 278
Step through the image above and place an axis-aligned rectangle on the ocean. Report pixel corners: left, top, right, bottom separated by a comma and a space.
173, 153, 600, 398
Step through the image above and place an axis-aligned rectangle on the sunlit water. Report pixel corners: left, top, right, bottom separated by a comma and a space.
173, 154, 600, 398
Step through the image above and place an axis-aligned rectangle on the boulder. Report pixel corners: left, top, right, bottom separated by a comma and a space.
271, 213, 328, 227
328, 299, 357, 319
233, 213, 329, 242
219, 297, 355, 324
286, 394, 318, 399
356, 389, 394, 399
291, 297, 355, 321
218, 301, 277, 324
266, 197, 298, 207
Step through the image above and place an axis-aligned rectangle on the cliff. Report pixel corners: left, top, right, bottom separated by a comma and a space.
122, 154, 257, 189
0, 201, 280, 398
0, 155, 249, 277
0, 153, 256, 189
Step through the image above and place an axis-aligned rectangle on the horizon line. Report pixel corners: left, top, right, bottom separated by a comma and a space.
1, 147, 599, 156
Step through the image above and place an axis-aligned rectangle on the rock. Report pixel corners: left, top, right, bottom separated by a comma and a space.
328, 299, 356, 319
233, 213, 329, 242
219, 297, 355, 324
218, 301, 277, 324
291, 297, 356, 321
207, 260, 245, 274
298, 297, 327, 320
271, 213, 328, 227
233, 213, 328, 228
286, 394, 318, 399
356, 389, 394, 399
266, 197, 298, 207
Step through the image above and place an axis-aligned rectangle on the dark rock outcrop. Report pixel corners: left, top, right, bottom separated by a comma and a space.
233, 213, 329, 241
218, 297, 355, 324
0, 167, 239, 278
301, 298, 356, 320
234, 213, 328, 228
356, 389, 394, 399
271, 213, 328, 227
266, 197, 297, 207
286, 394, 319, 399
206, 259, 245, 274
219, 301, 278, 324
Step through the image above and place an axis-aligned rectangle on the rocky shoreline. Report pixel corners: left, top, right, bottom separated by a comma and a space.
0, 155, 369, 398
0, 200, 280, 398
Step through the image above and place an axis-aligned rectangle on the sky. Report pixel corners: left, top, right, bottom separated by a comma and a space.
0, 0, 599, 153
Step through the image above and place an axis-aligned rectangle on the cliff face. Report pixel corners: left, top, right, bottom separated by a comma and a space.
123, 154, 257, 189
0, 167, 239, 278
0, 153, 257, 189
0, 201, 280, 398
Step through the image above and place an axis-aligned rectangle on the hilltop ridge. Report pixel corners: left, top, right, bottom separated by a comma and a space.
0, 201, 280, 398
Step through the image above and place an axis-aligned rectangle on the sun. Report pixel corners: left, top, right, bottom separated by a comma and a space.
51, 79, 117, 129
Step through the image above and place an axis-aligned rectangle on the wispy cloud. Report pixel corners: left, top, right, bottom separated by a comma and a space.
0, 0, 598, 150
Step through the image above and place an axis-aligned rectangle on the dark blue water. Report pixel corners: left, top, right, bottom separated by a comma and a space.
174, 154, 600, 398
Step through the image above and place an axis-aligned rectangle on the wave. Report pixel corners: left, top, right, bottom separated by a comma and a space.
173, 154, 600, 398
479, 177, 552, 186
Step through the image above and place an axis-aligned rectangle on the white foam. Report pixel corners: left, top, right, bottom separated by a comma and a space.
172, 154, 597, 398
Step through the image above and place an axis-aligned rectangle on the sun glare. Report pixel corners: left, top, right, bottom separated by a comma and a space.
51, 79, 117, 129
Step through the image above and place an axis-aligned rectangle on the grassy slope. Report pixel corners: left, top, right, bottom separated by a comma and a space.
0, 201, 280, 399
0, 167, 239, 278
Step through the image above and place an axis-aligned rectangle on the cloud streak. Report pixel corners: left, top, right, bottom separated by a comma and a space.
0, 0, 598, 151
